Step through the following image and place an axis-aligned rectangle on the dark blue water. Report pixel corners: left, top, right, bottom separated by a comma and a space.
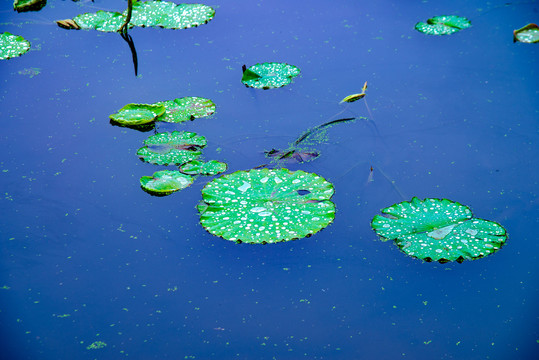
1, 0, 538, 359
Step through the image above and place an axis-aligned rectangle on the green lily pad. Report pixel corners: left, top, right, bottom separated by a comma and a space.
63, 1, 215, 32
109, 103, 166, 127
241, 63, 301, 89
180, 160, 227, 176
156, 97, 216, 124
14, 0, 46, 12
137, 131, 206, 165
198, 168, 335, 244
415, 15, 471, 36
513, 23, 539, 43
73, 10, 127, 32
130, 1, 215, 29
140, 170, 194, 195
0, 32, 31, 60
371, 197, 507, 263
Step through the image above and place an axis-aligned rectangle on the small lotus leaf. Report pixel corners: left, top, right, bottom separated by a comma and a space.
64, 1, 215, 32
14, 0, 46, 12
241, 62, 301, 89
180, 160, 227, 176
110, 103, 166, 126
415, 15, 471, 36
199, 168, 335, 244
137, 131, 206, 165
0, 32, 31, 60
156, 97, 216, 123
140, 170, 193, 195
513, 23, 539, 43
371, 197, 507, 263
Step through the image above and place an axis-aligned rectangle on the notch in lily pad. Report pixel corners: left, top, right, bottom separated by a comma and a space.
513, 23, 539, 43
137, 131, 207, 165
241, 62, 301, 89
140, 170, 194, 196
415, 15, 471, 36
198, 168, 335, 244
109, 103, 165, 128
371, 197, 507, 263
56, 1, 215, 32
180, 160, 227, 176
0, 32, 31, 60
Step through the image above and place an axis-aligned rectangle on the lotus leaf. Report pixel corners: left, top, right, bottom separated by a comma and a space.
73, 10, 127, 32
137, 131, 206, 165
130, 1, 215, 29
109, 103, 166, 127
63, 1, 215, 32
0, 32, 31, 60
140, 170, 193, 195
156, 97, 216, 123
513, 23, 539, 43
180, 160, 227, 176
371, 197, 507, 263
415, 15, 471, 36
198, 168, 335, 244
14, 0, 46, 12
241, 63, 301, 89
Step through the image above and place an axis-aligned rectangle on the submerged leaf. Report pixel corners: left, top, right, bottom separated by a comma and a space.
0, 32, 31, 60
137, 131, 206, 165
199, 168, 335, 244
140, 170, 193, 195
415, 15, 471, 36
241, 62, 301, 89
266, 117, 355, 163
265, 148, 320, 163
513, 23, 539, 43
109, 103, 166, 127
156, 97, 216, 123
371, 197, 507, 263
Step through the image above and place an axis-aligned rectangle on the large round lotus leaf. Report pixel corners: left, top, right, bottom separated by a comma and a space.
513, 23, 539, 43
415, 15, 471, 36
14, 0, 46, 12
137, 131, 206, 165
241, 63, 301, 89
180, 160, 227, 176
199, 168, 335, 244
0, 32, 31, 60
130, 1, 215, 29
73, 10, 127, 32
140, 170, 193, 195
156, 97, 216, 123
371, 197, 507, 263
66, 1, 214, 32
110, 103, 166, 126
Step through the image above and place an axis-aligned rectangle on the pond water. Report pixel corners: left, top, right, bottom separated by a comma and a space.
1, 0, 538, 359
